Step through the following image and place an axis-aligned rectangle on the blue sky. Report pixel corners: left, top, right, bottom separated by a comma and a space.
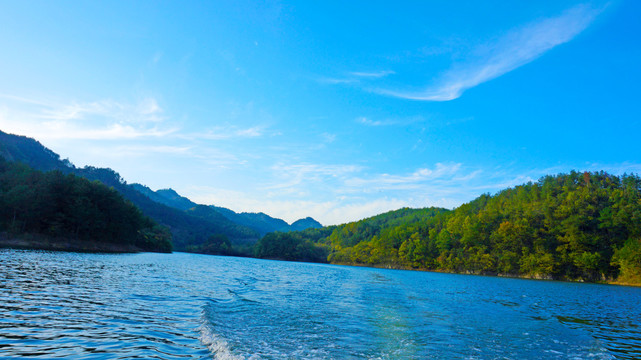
0, 0, 639, 225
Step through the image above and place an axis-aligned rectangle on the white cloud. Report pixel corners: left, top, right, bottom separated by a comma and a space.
227, 162, 483, 223
357, 117, 387, 127
356, 116, 401, 127
38, 123, 176, 140
318, 69, 394, 85
377, 3, 603, 101
37, 97, 164, 123
182, 125, 268, 140
321, 132, 336, 143
84, 145, 192, 159
266, 163, 363, 191
235, 126, 264, 137
0, 94, 173, 140
356, 115, 426, 127
317, 77, 358, 85
345, 163, 463, 190
350, 70, 395, 78
138, 97, 162, 116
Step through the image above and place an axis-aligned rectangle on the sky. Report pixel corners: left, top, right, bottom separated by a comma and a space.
0, 0, 639, 225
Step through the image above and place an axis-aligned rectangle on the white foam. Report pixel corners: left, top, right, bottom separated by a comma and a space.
198, 324, 245, 360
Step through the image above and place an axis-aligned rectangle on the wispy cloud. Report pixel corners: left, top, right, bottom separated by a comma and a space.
345, 163, 464, 190
357, 117, 390, 127
38, 98, 164, 123
318, 69, 394, 85
235, 126, 264, 137
267, 162, 363, 191
350, 70, 395, 78
0, 95, 176, 140
377, 3, 604, 101
181, 125, 268, 140
357, 115, 427, 127
188, 162, 484, 224
321, 132, 336, 143
35, 123, 176, 140
83, 145, 192, 159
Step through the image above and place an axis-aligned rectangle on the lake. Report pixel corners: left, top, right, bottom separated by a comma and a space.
1, 249, 640, 359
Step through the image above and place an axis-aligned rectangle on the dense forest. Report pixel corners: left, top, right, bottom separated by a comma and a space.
253, 207, 448, 263
0, 130, 261, 251
254, 226, 336, 262
255, 172, 641, 284
0, 157, 172, 252
0, 130, 321, 253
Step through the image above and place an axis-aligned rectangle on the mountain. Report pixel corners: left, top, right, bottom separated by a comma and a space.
0, 129, 321, 251
130, 184, 196, 211
0, 156, 172, 253
254, 207, 447, 262
290, 217, 323, 232
210, 206, 290, 236
136, 185, 324, 236
0, 130, 259, 250
0, 131, 73, 172
257, 172, 641, 285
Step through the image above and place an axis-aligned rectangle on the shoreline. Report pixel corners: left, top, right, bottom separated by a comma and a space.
0, 233, 146, 254
330, 261, 641, 287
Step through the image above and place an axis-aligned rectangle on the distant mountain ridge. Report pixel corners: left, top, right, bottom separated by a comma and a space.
131, 184, 322, 236
290, 217, 323, 232
0, 130, 321, 250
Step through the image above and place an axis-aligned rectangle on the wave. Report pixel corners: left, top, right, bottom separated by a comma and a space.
198, 321, 245, 360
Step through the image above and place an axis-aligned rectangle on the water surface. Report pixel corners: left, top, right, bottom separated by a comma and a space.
1, 249, 640, 359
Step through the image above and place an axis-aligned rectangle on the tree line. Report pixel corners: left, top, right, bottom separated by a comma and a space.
0, 158, 172, 252
253, 171, 641, 284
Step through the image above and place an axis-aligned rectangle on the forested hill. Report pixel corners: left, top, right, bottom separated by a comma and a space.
0, 157, 172, 252
253, 207, 449, 263
0, 130, 259, 250
132, 184, 323, 236
256, 172, 641, 285
0, 130, 322, 252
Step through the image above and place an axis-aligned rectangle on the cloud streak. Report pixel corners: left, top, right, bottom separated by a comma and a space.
0, 95, 177, 141
350, 70, 395, 78
377, 3, 603, 101
344, 163, 466, 191
188, 162, 486, 224
357, 117, 393, 127
355, 115, 424, 127
182, 125, 268, 140
318, 69, 394, 85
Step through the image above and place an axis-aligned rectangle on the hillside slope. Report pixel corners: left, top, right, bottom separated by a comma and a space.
263, 172, 641, 284
0, 130, 259, 250
133, 183, 323, 236
254, 207, 448, 263
0, 157, 172, 253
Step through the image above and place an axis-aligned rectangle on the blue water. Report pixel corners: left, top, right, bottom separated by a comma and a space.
1, 250, 640, 359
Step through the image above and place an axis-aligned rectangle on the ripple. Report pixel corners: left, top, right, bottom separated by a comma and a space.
2, 249, 641, 359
